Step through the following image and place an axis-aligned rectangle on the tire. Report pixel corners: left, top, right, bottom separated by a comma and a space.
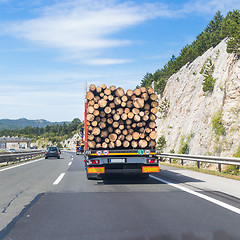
58, 157, 60, 159
45, 157, 48, 159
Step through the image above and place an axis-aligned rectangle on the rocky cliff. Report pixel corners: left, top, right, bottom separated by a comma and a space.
156, 39, 240, 157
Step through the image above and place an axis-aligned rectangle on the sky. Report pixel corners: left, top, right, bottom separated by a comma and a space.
0, 0, 239, 122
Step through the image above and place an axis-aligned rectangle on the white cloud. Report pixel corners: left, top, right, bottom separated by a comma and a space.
84, 58, 133, 65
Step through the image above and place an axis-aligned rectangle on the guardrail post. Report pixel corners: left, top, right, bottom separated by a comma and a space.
218, 163, 221, 172
181, 159, 183, 165
197, 161, 200, 169
169, 158, 171, 163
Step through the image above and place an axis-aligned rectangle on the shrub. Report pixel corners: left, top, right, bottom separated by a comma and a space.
157, 135, 166, 153
212, 111, 225, 136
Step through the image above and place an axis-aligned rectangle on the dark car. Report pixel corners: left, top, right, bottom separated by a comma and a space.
45, 147, 60, 159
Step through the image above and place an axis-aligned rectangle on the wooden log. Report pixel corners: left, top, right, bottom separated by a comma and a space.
89, 84, 96, 92
104, 88, 111, 96
126, 101, 133, 108
125, 134, 132, 141
101, 131, 108, 138
139, 139, 147, 148
142, 115, 149, 121
132, 123, 137, 128
87, 121, 90, 126
100, 111, 106, 118
96, 86, 102, 93
107, 118, 114, 125
101, 84, 107, 90
131, 95, 137, 101
88, 126, 93, 131
113, 114, 120, 121
142, 122, 146, 127
88, 100, 95, 106
132, 108, 139, 115
109, 142, 115, 148
134, 88, 141, 96
124, 108, 130, 114
98, 99, 107, 108
146, 136, 150, 142
119, 125, 124, 130
92, 121, 97, 127
141, 92, 149, 101
139, 133, 145, 139
149, 114, 157, 121
150, 93, 158, 101
149, 140, 156, 148
108, 95, 114, 101
96, 137, 101, 143
108, 126, 114, 133
88, 141, 96, 149
134, 115, 141, 122
86, 91, 94, 100
94, 96, 100, 102
137, 122, 143, 128
123, 140, 130, 148
99, 122, 106, 129
151, 101, 159, 108
128, 112, 134, 119
126, 125, 131, 129
119, 120, 124, 125
121, 95, 128, 102
109, 133, 117, 142
121, 102, 127, 107
132, 132, 140, 140
126, 89, 133, 97
114, 97, 121, 106
147, 86, 154, 94
88, 106, 94, 114
87, 114, 94, 122
88, 134, 94, 141
149, 122, 156, 129
115, 87, 125, 97
145, 128, 151, 134
118, 135, 125, 141
112, 122, 119, 128
116, 108, 124, 115
131, 141, 138, 148
93, 110, 99, 116
128, 129, 134, 134
94, 103, 99, 109
103, 95, 108, 100
151, 108, 158, 114
139, 111, 144, 117
102, 142, 108, 148
121, 113, 128, 121
109, 102, 115, 109
110, 85, 116, 92
140, 86, 147, 93
144, 110, 150, 115
115, 128, 121, 135
100, 92, 104, 97
96, 143, 102, 148
105, 138, 110, 143
125, 119, 132, 125
122, 129, 128, 135
139, 127, 145, 133
101, 117, 107, 123
104, 107, 111, 114
92, 127, 100, 136
115, 140, 122, 147
133, 98, 144, 108
149, 131, 157, 140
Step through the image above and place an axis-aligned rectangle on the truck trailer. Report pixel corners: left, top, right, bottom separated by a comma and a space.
84, 84, 160, 179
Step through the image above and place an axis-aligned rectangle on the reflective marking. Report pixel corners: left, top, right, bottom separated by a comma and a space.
53, 173, 65, 185
150, 175, 240, 215
68, 162, 72, 166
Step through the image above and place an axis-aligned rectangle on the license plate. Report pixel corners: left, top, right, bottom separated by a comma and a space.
109, 158, 126, 163
50, 151, 55, 153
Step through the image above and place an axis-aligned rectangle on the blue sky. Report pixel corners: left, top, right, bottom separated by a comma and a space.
0, 0, 239, 122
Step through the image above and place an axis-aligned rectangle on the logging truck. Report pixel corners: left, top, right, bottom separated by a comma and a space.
84, 84, 160, 180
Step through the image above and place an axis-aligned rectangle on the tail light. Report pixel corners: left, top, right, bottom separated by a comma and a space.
147, 159, 157, 164
90, 159, 100, 164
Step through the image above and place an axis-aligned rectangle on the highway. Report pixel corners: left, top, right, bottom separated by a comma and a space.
0, 152, 240, 240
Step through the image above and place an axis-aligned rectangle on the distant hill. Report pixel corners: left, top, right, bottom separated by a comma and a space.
0, 118, 70, 130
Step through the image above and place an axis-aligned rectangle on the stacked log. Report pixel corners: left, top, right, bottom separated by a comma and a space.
86, 84, 158, 149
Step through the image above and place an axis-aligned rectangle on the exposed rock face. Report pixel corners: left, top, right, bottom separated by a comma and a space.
157, 39, 240, 157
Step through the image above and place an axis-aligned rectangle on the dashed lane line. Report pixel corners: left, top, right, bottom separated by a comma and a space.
53, 173, 65, 185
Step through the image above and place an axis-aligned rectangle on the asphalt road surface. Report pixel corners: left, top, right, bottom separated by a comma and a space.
0, 152, 240, 240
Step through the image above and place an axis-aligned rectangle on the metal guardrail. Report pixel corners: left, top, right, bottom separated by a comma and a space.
0, 151, 45, 165
157, 153, 240, 172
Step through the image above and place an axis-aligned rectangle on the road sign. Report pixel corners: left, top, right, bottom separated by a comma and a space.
96, 151, 102, 156
138, 149, 144, 155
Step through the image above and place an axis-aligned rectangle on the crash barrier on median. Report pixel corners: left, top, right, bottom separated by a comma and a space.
157, 152, 240, 172
0, 150, 45, 165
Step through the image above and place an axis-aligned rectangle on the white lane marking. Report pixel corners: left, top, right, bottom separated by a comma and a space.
53, 173, 65, 185
150, 174, 240, 215
0, 158, 44, 172
68, 162, 72, 166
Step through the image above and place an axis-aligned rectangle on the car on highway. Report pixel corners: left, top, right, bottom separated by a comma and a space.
8, 149, 16, 153
45, 147, 60, 159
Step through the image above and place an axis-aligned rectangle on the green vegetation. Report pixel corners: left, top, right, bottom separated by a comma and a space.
0, 118, 83, 146
200, 58, 216, 93
178, 133, 193, 154
212, 111, 225, 135
140, 10, 240, 93
158, 98, 170, 118
156, 135, 166, 152
223, 144, 240, 175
